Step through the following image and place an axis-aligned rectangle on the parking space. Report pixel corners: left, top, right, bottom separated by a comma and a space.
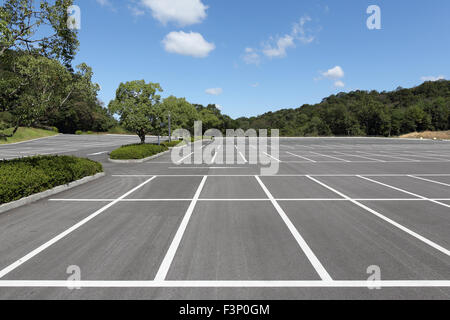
280, 201, 450, 280
2, 202, 189, 281
0, 137, 449, 299
166, 201, 321, 281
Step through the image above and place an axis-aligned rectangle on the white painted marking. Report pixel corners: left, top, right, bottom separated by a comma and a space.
358, 176, 450, 209
333, 152, 385, 162
111, 174, 450, 178
408, 175, 450, 187
49, 198, 450, 202
210, 145, 222, 164
0, 280, 449, 288
286, 152, 316, 163
88, 151, 109, 156
307, 176, 450, 257
235, 145, 248, 163
263, 152, 281, 162
154, 176, 208, 281
357, 151, 419, 162
255, 176, 332, 281
309, 152, 351, 162
0, 176, 157, 279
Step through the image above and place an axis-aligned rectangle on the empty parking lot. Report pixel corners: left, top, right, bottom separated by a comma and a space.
0, 137, 449, 299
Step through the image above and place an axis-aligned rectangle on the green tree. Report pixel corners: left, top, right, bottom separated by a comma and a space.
158, 96, 198, 134
108, 80, 163, 143
0, 0, 79, 67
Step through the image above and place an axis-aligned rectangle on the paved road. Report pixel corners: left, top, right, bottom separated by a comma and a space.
0, 136, 449, 299
0, 134, 163, 160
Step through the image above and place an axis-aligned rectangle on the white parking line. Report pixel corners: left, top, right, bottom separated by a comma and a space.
309, 152, 351, 163
255, 176, 332, 281
307, 176, 450, 257
235, 145, 248, 163
210, 145, 222, 164
49, 198, 450, 202
0, 280, 449, 288
0, 176, 157, 279
333, 151, 386, 163
154, 176, 208, 281
286, 152, 317, 163
408, 175, 450, 187
357, 151, 420, 162
88, 151, 109, 156
263, 152, 281, 162
358, 176, 450, 209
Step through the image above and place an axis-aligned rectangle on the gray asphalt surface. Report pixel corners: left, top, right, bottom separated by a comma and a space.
0, 135, 449, 300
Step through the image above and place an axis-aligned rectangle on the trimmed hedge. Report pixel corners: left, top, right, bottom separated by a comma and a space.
0, 156, 103, 204
162, 140, 185, 148
110, 143, 168, 160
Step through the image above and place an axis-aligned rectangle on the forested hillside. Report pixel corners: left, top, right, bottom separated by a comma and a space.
233, 80, 450, 137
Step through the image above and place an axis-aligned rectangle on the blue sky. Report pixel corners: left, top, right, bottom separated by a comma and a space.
72, 0, 450, 118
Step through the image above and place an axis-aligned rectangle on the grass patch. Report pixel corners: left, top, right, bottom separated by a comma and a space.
107, 126, 135, 135
110, 143, 168, 160
400, 131, 450, 140
0, 127, 59, 145
0, 156, 103, 204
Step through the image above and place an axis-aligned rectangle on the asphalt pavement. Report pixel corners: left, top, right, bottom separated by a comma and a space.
0, 135, 449, 299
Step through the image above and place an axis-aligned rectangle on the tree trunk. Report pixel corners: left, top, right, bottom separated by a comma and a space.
138, 131, 145, 144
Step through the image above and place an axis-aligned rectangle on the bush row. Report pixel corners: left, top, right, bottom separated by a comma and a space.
0, 156, 103, 204
109, 143, 168, 160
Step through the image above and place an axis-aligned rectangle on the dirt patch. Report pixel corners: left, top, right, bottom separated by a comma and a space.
400, 131, 450, 140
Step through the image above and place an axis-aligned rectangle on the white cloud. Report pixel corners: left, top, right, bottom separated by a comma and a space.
141, 0, 208, 26
263, 35, 295, 58
96, 0, 111, 6
129, 5, 145, 16
334, 80, 345, 88
162, 31, 215, 58
205, 88, 223, 95
421, 75, 445, 82
322, 66, 345, 79
215, 104, 223, 111
242, 47, 261, 65
243, 15, 317, 63
292, 16, 315, 44
250, 83, 259, 87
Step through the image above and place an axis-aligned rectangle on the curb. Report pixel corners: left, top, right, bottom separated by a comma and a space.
108, 150, 171, 164
0, 172, 106, 215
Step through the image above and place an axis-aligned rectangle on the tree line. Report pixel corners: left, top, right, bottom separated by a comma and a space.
233, 80, 449, 137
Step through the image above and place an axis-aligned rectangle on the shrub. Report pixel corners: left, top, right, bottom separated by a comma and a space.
0, 156, 103, 204
75, 130, 83, 135
162, 140, 185, 148
110, 143, 168, 160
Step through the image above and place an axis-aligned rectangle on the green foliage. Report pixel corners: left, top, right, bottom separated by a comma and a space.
0, 50, 116, 135
233, 80, 450, 137
75, 130, 82, 135
108, 80, 163, 143
0, 155, 103, 204
110, 143, 168, 160
162, 140, 184, 148
0, 0, 79, 67
158, 96, 198, 135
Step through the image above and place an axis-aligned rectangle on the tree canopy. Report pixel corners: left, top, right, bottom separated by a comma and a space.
108, 80, 163, 143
